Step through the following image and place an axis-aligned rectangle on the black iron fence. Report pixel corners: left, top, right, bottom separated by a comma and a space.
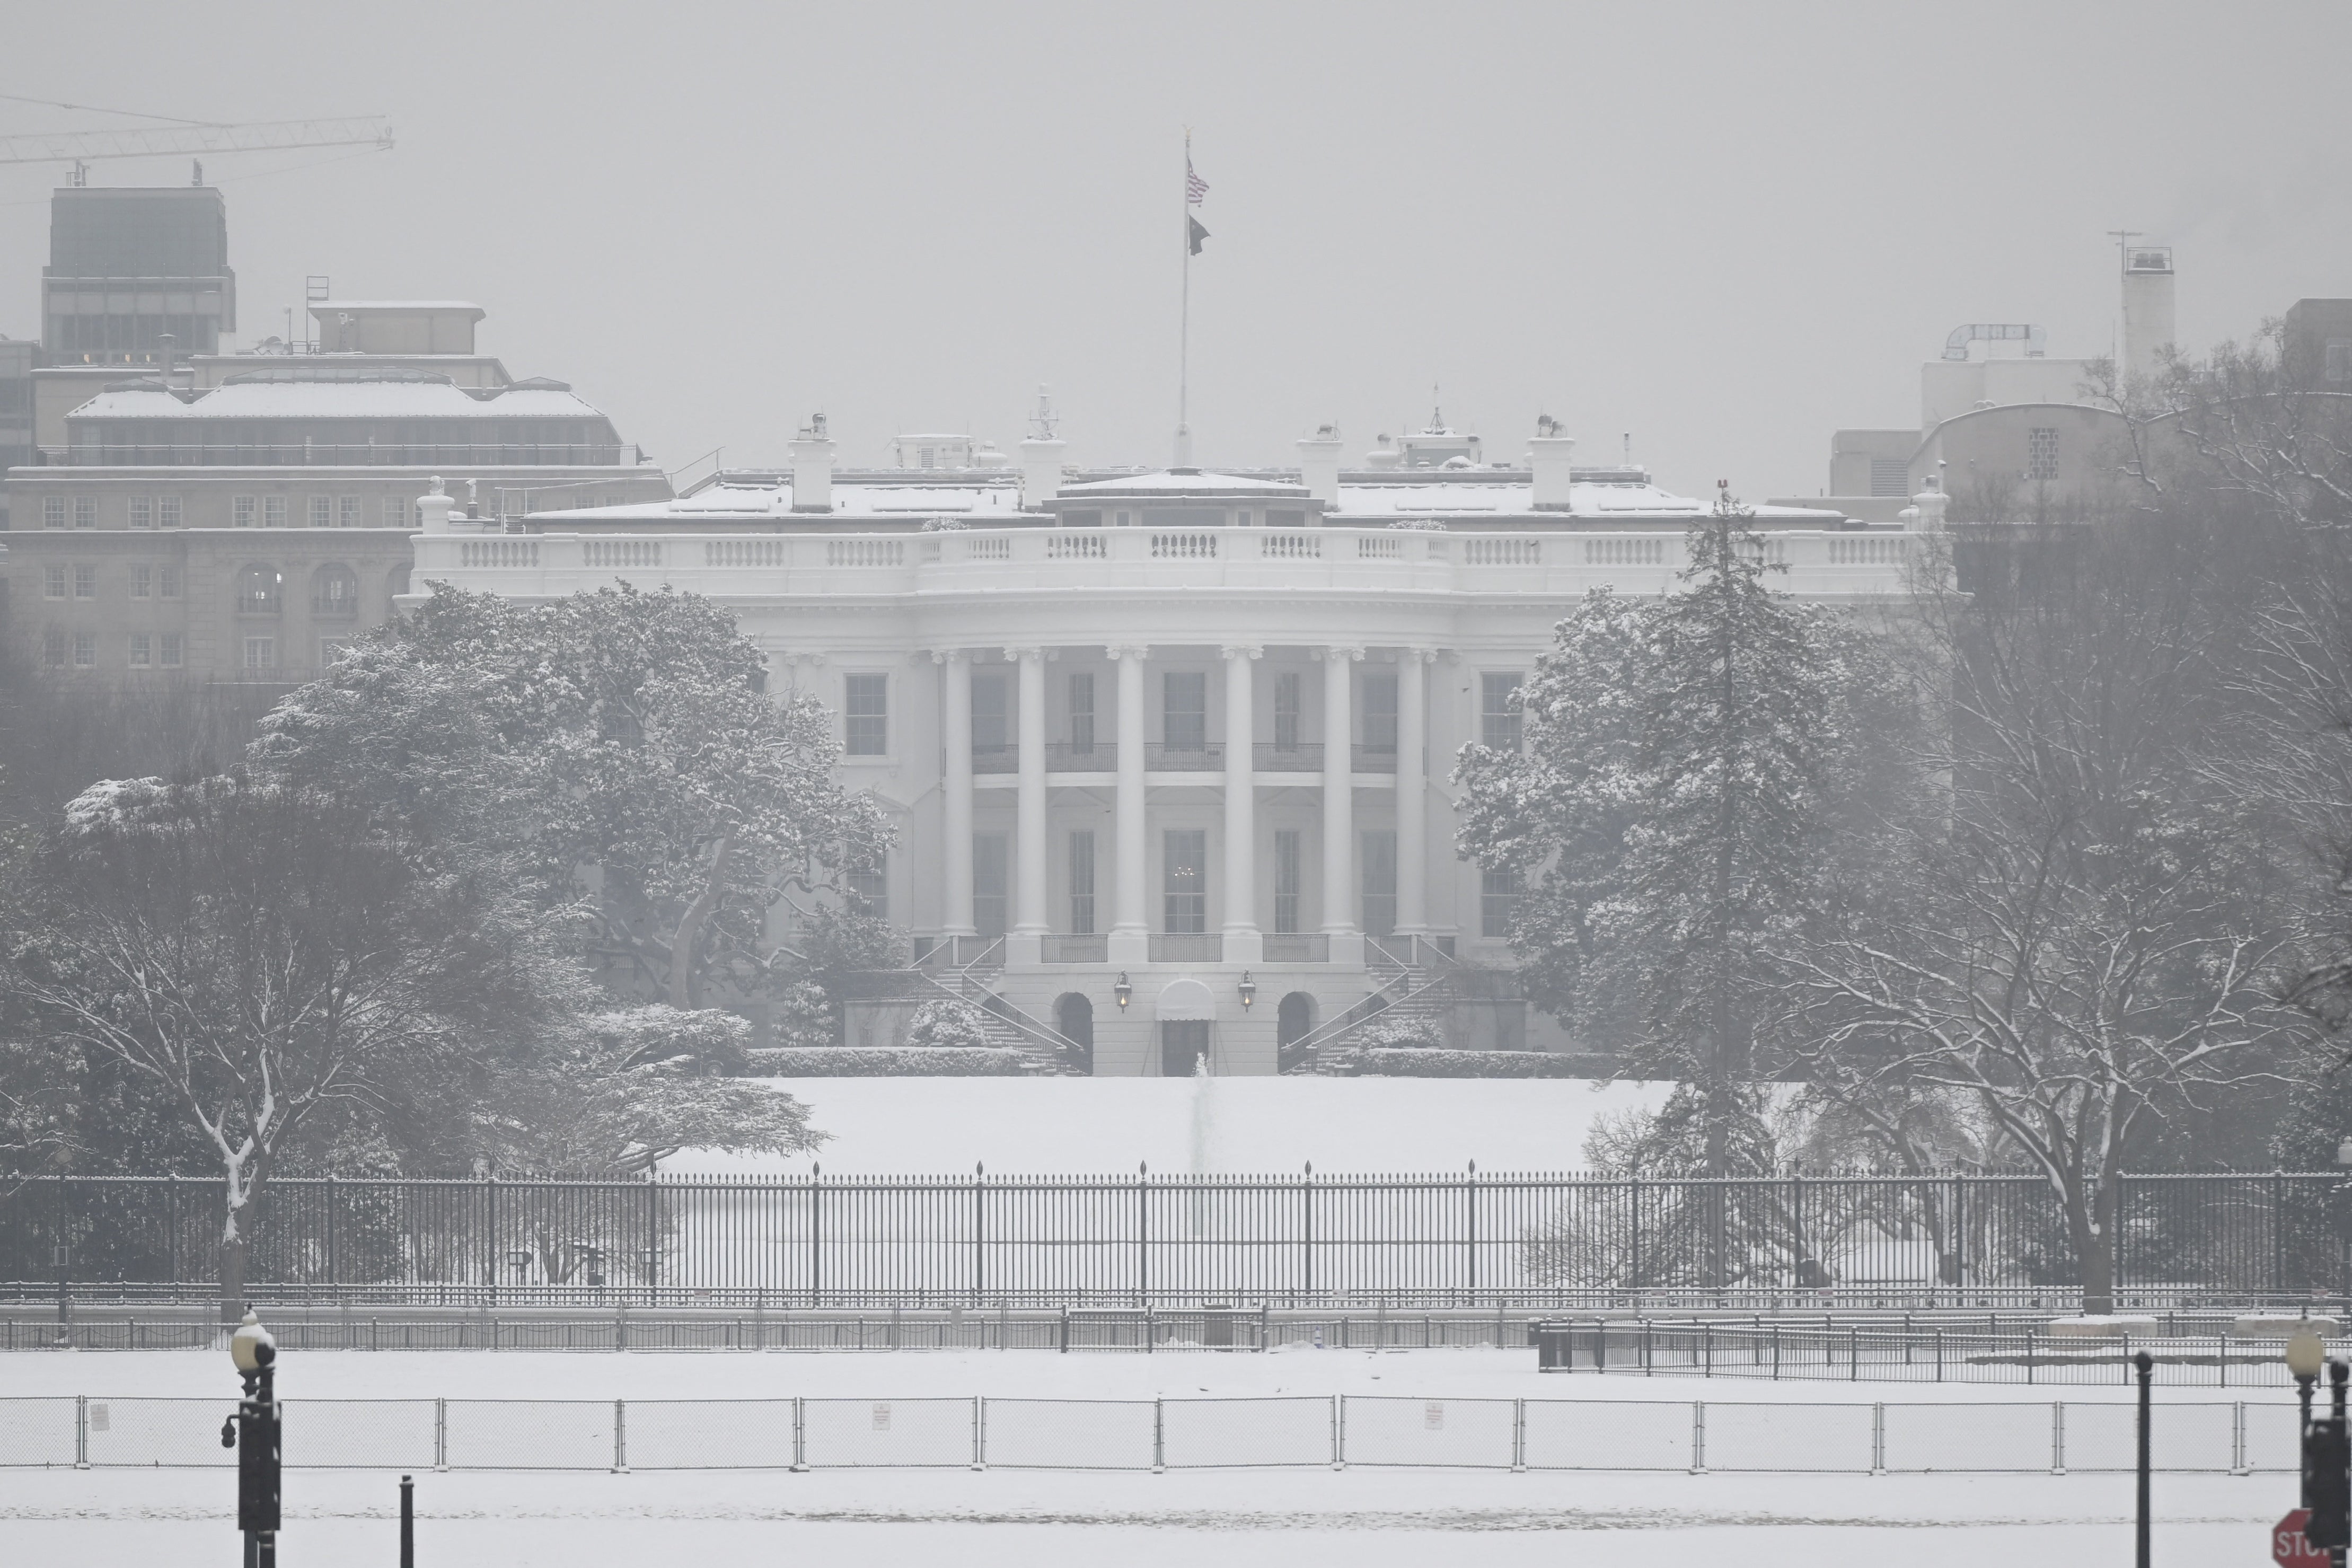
5, 1170, 2350, 1307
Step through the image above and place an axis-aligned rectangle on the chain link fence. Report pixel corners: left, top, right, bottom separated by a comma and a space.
0, 1392, 2300, 1474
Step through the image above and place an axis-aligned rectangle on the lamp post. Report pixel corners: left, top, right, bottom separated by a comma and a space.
2293, 1332, 2328, 1505
221, 1309, 281, 1567
2133, 1349, 2153, 1568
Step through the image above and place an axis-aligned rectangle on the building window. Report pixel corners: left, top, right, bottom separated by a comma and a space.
131, 565, 152, 599
42, 565, 65, 600
160, 565, 182, 600
1361, 670, 1399, 755
1273, 829, 1302, 934
1162, 829, 1207, 933
73, 565, 96, 600
234, 495, 257, 527
73, 498, 95, 529
1162, 671, 1206, 752
2327, 341, 2352, 384
160, 633, 183, 668
971, 671, 1010, 759
847, 855, 888, 922
1068, 831, 1096, 934
1272, 671, 1302, 753
382, 496, 411, 527
313, 563, 360, 616
72, 632, 95, 668
129, 496, 153, 530
128, 633, 151, 668
237, 564, 281, 613
158, 495, 181, 528
2027, 427, 2059, 482
843, 673, 888, 755
244, 637, 276, 670
309, 496, 332, 527
42, 628, 65, 667
973, 833, 1009, 939
42, 497, 64, 529
1361, 830, 1397, 938
1481, 866, 1522, 938
1067, 672, 1096, 755
338, 495, 361, 527
1481, 671, 1525, 752
264, 496, 287, 527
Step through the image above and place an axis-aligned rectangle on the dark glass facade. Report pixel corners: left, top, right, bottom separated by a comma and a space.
43, 187, 235, 364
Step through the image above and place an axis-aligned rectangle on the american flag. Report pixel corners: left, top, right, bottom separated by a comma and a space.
1186, 157, 1208, 206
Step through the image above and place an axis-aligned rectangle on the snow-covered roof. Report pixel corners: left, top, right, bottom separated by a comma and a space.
311, 300, 486, 314
540, 471, 1848, 528
1060, 468, 1309, 498
69, 381, 610, 422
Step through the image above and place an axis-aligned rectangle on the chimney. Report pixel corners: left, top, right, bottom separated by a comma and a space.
417, 476, 456, 534
2120, 244, 2176, 382
1529, 415, 1576, 510
1296, 424, 1343, 509
1908, 474, 1948, 532
1020, 385, 1064, 509
789, 413, 834, 513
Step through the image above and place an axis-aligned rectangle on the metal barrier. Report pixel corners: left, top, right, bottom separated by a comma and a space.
0, 1393, 2296, 1474
10, 1168, 2351, 1306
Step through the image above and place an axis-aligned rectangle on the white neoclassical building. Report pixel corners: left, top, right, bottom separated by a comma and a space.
407, 415, 1927, 1076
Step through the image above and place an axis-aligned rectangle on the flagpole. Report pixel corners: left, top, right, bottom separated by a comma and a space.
1176, 128, 1192, 468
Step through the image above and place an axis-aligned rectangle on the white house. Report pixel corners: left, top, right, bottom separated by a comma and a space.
407, 416, 1925, 1077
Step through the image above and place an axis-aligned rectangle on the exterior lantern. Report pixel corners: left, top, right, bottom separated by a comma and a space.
223, 1309, 281, 1564
1114, 972, 1132, 1010
228, 1309, 276, 1373
1238, 971, 1256, 1009
2337, 1138, 2352, 1167
2290, 1331, 2329, 1384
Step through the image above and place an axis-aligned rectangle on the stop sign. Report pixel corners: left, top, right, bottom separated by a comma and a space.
2278, 1509, 2333, 1567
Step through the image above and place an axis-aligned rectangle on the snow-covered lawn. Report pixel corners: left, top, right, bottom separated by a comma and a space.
0, 1345, 2219, 1404
683, 1075, 1676, 1174
0, 1348, 2294, 1566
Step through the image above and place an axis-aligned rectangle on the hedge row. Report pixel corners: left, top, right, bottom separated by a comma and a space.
746, 1046, 1034, 1077
1340, 1049, 1615, 1079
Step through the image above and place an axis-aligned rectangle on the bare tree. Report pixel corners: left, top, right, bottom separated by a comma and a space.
5, 773, 576, 1318
1784, 517, 2302, 1312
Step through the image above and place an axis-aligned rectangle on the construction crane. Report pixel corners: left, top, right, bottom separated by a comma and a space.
0, 116, 393, 169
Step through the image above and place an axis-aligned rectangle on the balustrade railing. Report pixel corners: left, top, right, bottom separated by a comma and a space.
1149, 933, 1224, 963
1042, 935, 1109, 964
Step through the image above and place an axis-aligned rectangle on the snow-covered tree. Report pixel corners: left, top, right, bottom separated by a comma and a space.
255, 583, 893, 1011
906, 1001, 992, 1050
1782, 510, 2302, 1313
3, 772, 578, 1318
472, 1005, 821, 1174
1455, 491, 1908, 1175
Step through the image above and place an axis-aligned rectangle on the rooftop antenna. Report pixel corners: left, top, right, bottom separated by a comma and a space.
189, 158, 202, 186
1623, 432, 1632, 465
1030, 384, 1059, 441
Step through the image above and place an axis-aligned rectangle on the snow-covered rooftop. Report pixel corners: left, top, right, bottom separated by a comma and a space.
69, 381, 611, 422
542, 469, 1849, 528
311, 300, 486, 314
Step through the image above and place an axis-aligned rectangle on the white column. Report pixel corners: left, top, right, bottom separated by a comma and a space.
1397, 649, 1431, 940
1221, 644, 1262, 964
1109, 644, 1150, 964
1320, 645, 1364, 966
1009, 646, 1050, 962
939, 650, 975, 938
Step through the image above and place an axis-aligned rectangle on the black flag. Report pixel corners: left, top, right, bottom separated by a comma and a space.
1188, 216, 1209, 256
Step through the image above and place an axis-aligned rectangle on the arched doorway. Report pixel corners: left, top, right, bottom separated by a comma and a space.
1277, 992, 1316, 1071
1055, 992, 1095, 1076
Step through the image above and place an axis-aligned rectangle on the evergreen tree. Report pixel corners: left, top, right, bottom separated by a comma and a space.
1457, 490, 1906, 1175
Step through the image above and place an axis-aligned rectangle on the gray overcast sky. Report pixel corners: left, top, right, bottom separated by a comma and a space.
4, 0, 2348, 499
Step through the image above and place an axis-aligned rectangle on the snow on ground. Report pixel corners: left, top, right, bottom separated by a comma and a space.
676, 1076, 1677, 1175
0, 1345, 2276, 1405
0, 1349, 2295, 1566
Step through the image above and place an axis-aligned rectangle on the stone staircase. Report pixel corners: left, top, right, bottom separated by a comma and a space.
1282, 939, 1458, 1074
924, 942, 1083, 1076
